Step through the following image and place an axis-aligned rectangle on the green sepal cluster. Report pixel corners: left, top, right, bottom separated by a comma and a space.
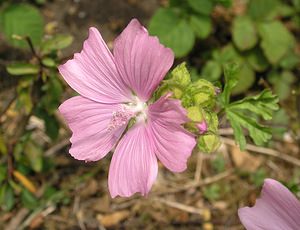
219, 63, 279, 150
155, 62, 221, 153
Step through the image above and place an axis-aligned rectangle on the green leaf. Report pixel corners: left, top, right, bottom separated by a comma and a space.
221, 64, 279, 149
203, 184, 221, 201
0, 133, 7, 155
41, 34, 74, 54
187, 0, 213, 15
213, 45, 255, 94
41, 75, 63, 114
149, 8, 195, 57
293, 0, 300, 10
232, 16, 257, 51
231, 63, 255, 95
16, 84, 33, 114
220, 62, 240, 106
21, 189, 38, 209
226, 110, 272, 149
169, 0, 186, 7
189, 14, 212, 39
24, 141, 43, 172
0, 165, 7, 184
245, 47, 269, 72
6, 63, 39, 76
224, 90, 278, 149
201, 60, 222, 81
229, 90, 279, 120
212, 44, 242, 67
258, 21, 295, 65
248, 0, 280, 21
0, 4, 44, 49
44, 114, 60, 140
35, 0, 46, 5
0, 184, 15, 211
277, 3, 296, 17
214, 0, 232, 8
8, 180, 22, 193
250, 169, 266, 187
268, 71, 295, 100
42, 57, 56, 67
211, 154, 225, 173
279, 50, 300, 70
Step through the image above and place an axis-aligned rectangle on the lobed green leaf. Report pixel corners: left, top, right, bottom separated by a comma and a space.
228, 89, 279, 120
149, 8, 195, 57
226, 110, 272, 149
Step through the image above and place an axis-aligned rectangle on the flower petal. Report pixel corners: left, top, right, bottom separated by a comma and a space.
148, 93, 189, 125
148, 96, 196, 172
238, 179, 300, 230
113, 19, 174, 101
108, 124, 158, 198
59, 27, 131, 104
59, 96, 126, 161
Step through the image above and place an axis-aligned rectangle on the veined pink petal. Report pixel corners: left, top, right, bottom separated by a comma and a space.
148, 93, 188, 125
150, 122, 196, 172
238, 179, 300, 230
59, 96, 126, 161
148, 95, 196, 172
59, 27, 131, 104
108, 124, 158, 198
113, 19, 174, 102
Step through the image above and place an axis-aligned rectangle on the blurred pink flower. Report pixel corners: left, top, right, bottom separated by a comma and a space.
58, 19, 196, 198
197, 120, 207, 134
238, 178, 300, 230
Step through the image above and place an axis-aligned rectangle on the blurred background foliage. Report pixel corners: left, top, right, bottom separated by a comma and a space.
149, 0, 300, 137
0, 0, 299, 229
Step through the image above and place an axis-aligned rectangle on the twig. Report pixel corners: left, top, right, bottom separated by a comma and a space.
111, 199, 138, 211
25, 36, 38, 58
221, 137, 300, 167
44, 138, 70, 156
153, 197, 204, 215
19, 205, 56, 230
7, 145, 14, 179
194, 151, 203, 182
219, 128, 234, 136
153, 170, 233, 196
0, 93, 16, 120
6, 208, 29, 230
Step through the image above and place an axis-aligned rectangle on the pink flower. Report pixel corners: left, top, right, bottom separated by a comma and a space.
197, 120, 207, 134
58, 19, 196, 198
238, 179, 300, 230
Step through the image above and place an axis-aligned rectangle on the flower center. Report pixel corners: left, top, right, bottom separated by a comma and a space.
107, 97, 148, 131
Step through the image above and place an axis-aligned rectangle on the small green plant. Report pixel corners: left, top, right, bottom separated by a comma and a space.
0, 2, 73, 211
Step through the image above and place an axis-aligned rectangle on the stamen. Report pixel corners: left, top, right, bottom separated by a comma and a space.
107, 97, 148, 132
107, 106, 134, 131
